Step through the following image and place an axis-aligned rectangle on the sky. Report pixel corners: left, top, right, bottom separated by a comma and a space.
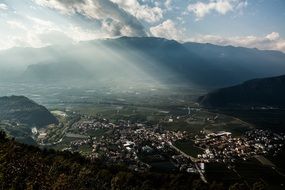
0, 0, 285, 52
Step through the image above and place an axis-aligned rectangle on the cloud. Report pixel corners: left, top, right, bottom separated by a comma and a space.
0, 14, 104, 50
1, 0, 283, 55
150, 19, 184, 41
189, 32, 285, 53
164, 0, 172, 9
266, 32, 280, 41
188, 0, 247, 20
39, 30, 74, 45
3, 17, 66, 49
6, 20, 28, 30
0, 3, 8, 11
34, 0, 147, 37
110, 0, 163, 23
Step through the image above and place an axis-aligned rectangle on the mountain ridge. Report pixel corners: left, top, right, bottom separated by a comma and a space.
1, 36, 285, 88
0, 95, 58, 127
199, 74, 285, 108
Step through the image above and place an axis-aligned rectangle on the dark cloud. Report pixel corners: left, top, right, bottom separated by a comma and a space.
35, 0, 147, 37
97, 0, 146, 36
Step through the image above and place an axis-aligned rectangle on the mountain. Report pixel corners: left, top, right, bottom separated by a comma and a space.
1, 37, 285, 88
95, 37, 285, 87
23, 61, 93, 82
0, 96, 58, 127
199, 75, 285, 108
183, 42, 285, 85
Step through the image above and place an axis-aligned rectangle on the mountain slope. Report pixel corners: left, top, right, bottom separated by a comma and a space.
199, 75, 285, 108
23, 61, 92, 82
1, 37, 285, 88
95, 37, 285, 87
0, 96, 58, 126
0, 131, 211, 190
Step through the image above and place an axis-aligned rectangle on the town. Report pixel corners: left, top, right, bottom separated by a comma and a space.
194, 130, 285, 164
31, 111, 285, 181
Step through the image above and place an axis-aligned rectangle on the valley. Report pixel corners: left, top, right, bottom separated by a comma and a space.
1, 1, 285, 189
0, 38, 285, 190
1, 82, 284, 189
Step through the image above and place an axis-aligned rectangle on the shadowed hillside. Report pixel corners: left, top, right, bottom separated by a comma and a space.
0, 96, 58, 127
199, 75, 285, 108
0, 131, 219, 190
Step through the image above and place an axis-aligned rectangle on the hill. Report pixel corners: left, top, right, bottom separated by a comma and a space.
0, 131, 217, 190
199, 75, 285, 108
0, 96, 58, 127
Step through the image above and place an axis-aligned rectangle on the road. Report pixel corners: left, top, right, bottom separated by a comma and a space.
168, 142, 208, 183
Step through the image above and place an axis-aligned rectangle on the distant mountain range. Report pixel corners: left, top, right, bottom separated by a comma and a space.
23, 61, 92, 82
199, 75, 285, 108
1, 37, 285, 88
0, 96, 58, 127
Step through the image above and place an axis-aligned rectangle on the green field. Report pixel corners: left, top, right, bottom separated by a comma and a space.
174, 140, 204, 157
215, 109, 285, 132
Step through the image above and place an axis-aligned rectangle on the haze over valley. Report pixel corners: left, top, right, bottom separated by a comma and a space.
0, 0, 285, 189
